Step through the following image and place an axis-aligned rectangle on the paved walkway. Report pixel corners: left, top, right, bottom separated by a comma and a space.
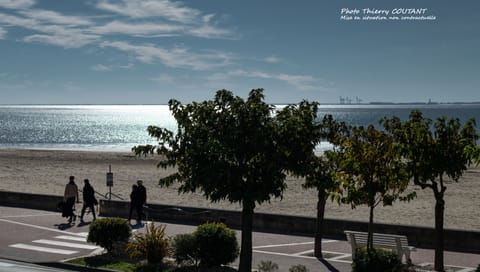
0, 206, 478, 271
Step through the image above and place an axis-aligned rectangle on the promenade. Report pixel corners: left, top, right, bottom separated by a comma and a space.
0, 206, 478, 271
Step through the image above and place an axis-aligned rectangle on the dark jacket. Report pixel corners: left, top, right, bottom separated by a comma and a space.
137, 185, 147, 205
83, 183, 96, 205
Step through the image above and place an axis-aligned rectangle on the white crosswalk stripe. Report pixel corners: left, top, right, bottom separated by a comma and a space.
54, 235, 87, 242
9, 244, 78, 255
8, 233, 101, 255
33, 239, 99, 249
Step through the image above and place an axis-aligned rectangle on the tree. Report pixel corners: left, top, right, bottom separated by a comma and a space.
335, 124, 415, 251
133, 89, 320, 272
301, 115, 346, 258
382, 111, 479, 271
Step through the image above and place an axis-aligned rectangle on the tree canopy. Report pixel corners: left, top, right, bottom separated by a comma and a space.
382, 110, 479, 271
133, 89, 321, 271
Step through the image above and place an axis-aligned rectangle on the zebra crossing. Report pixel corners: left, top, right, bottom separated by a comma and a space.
8, 232, 102, 255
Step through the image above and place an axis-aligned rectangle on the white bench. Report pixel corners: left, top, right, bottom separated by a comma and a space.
344, 230, 416, 262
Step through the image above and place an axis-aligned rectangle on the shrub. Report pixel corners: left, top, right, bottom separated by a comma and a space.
476, 264, 480, 272
87, 217, 131, 253
289, 264, 309, 272
194, 222, 239, 267
257, 260, 279, 272
172, 233, 199, 266
352, 247, 402, 272
126, 223, 170, 265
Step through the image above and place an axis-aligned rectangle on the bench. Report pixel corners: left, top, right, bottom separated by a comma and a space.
344, 230, 416, 262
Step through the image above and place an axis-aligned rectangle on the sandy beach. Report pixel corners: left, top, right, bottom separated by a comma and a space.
0, 149, 479, 231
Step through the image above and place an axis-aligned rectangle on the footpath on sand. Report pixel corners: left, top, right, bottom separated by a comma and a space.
0, 206, 478, 272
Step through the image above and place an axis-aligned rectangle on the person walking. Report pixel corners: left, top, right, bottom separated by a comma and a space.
80, 179, 97, 222
63, 176, 79, 223
136, 180, 147, 224
128, 184, 139, 224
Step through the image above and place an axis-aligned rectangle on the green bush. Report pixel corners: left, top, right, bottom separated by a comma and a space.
87, 217, 131, 253
352, 247, 402, 272
126, 223, 170, 264
257, 260, 279, 272
289, 264, 309, 272
172, 233, 199, 266
476, 264, 480, 272
194, 222, 239, 267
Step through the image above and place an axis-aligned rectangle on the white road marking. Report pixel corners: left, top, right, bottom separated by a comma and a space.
292, 249, 313, 256
253, 249, 352, 264
54, 235, 87, 242
9, 244, 78, 255
33, 239, 99, 249
253, 241, 314, 249
252, 240, 337, 249
76, 232, 89, 237
0, 213, 57, 219
0, 262, 14, 267
0, 218, 86, 237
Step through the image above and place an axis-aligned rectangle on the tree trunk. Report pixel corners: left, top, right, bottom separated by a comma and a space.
314, 189, 327, 259
367, 204, 374, 251
238, 200, 255, 272
434, 196, 445, 272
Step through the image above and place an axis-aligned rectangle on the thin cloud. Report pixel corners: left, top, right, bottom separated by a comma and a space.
95, 0, 199, 23
264, 55, 281, 63
0, 0, 35, 9
150, 73, 174, 83
225, 69, 320, 91
91, 21, 184, 36
0, 27, 5, 39
19, 10, 92, 26
100, 40, 232, 70
91, 64, 112, 71
0, 13, 99, 48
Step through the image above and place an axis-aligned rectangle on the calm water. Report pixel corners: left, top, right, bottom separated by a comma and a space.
0, 104, 479, 152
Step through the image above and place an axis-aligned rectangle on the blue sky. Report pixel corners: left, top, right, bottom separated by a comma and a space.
0, 0, 479, 104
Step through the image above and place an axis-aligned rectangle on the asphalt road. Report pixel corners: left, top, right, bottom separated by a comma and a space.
0, 206, 478, 272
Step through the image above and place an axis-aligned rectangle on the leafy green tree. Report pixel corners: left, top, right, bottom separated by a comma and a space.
301, 115, 347, 258
382, 111, 479, 271
335, 124, 415, 251
133, 89, 320, 272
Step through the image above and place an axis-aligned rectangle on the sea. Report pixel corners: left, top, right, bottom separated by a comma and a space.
0, 104, 479, 152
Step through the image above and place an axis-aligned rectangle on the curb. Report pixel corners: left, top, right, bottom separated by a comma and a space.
36, 261, 121, 272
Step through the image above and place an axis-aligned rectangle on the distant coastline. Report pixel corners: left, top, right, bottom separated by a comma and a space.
2, 101, 480, 106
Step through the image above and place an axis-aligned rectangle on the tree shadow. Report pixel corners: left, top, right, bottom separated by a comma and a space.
319, 258, 340, 272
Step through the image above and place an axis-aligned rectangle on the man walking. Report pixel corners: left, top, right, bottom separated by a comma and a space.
136, 180, 147, 225
80, 179, 97, 222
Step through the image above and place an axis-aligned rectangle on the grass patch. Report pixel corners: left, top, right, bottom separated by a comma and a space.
67, 255, 237, 272
67, 255, 137, 271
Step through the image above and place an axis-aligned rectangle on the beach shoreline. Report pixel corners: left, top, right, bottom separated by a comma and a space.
0, 148, 479, 231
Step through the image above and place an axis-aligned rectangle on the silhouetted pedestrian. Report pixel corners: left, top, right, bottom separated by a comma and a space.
80, 179, 97, 222
128, 184, 140, 224
136, 180, 147, 224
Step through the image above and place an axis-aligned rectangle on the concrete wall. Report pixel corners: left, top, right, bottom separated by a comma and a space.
1, 191, 479, 253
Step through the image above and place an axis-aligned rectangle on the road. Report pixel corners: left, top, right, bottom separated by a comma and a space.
0, 206, 478, 271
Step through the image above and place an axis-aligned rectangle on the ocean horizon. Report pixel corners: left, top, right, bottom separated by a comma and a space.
1, 104, 479, 152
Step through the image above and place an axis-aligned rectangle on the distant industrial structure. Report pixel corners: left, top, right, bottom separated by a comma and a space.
339, 96, 362, 104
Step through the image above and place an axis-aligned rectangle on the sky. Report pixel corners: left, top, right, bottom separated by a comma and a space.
0, 0, 479, 104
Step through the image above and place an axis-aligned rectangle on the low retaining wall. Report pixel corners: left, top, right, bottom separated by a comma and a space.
1, 191, 479, 253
